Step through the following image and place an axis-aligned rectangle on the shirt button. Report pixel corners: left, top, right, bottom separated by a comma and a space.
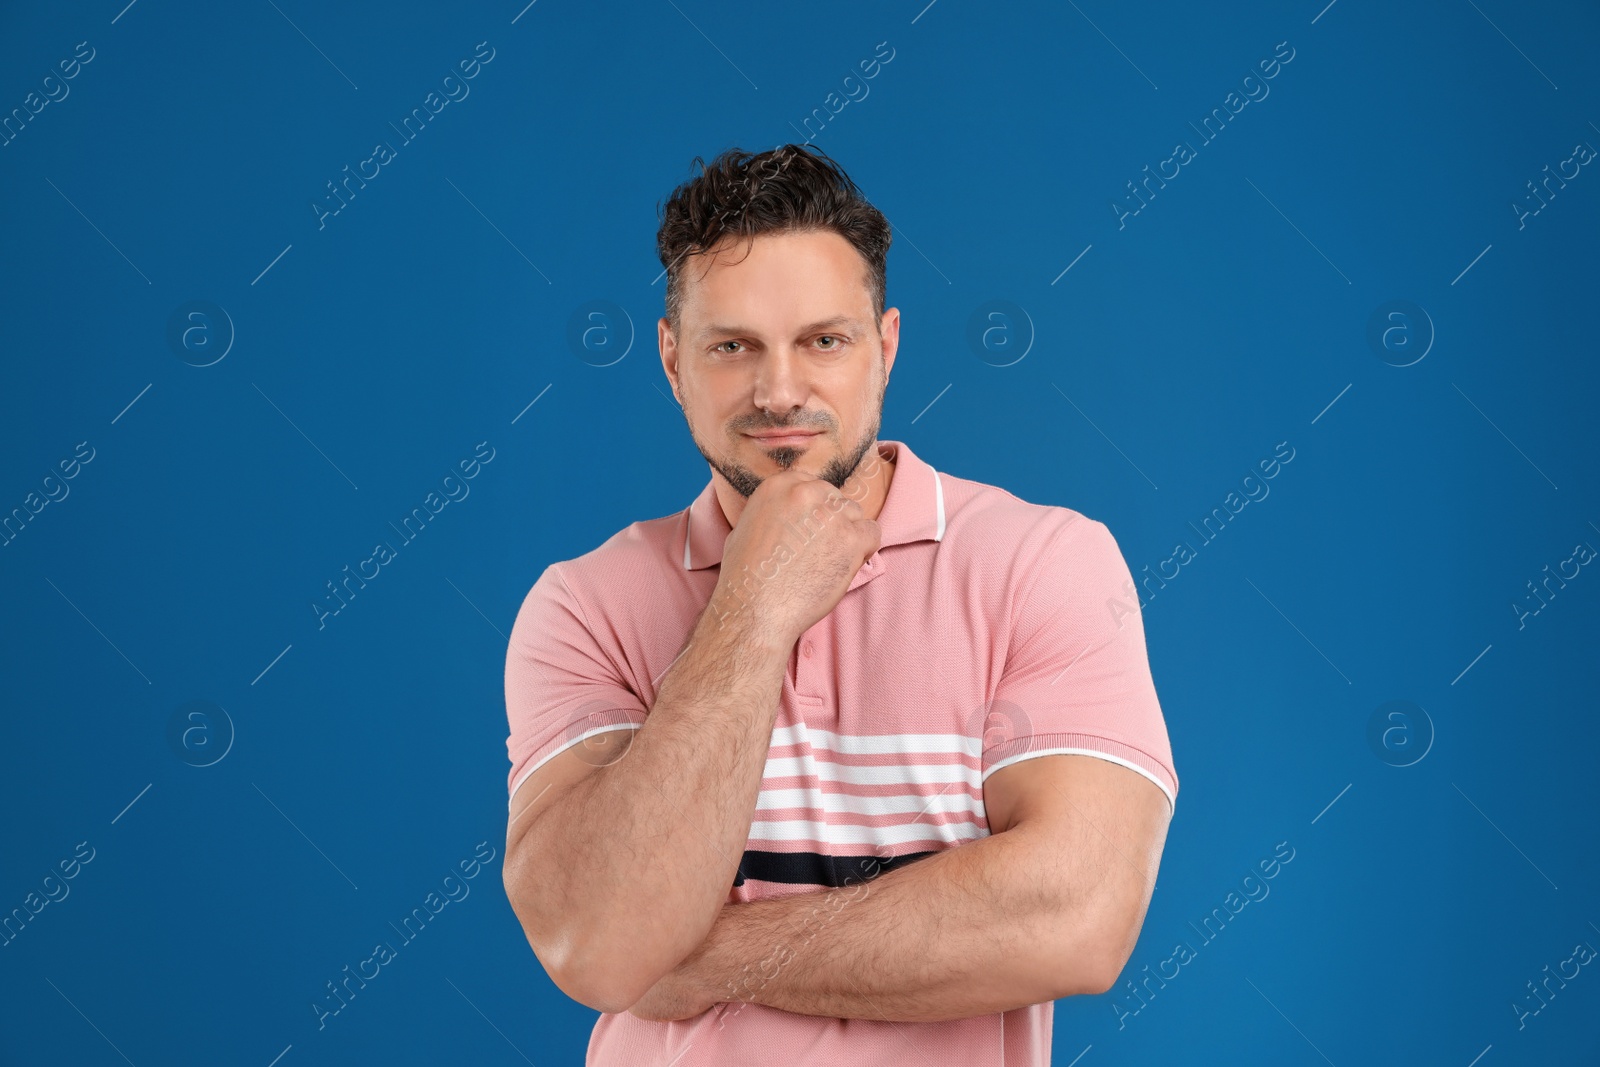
802, 641, 814, 658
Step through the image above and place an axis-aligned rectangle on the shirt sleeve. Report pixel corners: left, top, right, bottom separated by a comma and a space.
984, 516, 1178, 814
504, 561, 649, 809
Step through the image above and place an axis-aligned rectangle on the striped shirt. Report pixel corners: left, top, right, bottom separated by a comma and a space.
504, 438, 1178, 1065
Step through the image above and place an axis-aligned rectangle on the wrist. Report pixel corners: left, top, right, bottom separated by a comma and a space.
695, 596, 794, 663
695, 903, 771, 1009
676, 915, 733, 1011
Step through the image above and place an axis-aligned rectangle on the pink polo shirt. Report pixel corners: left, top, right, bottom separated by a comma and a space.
504, 438, 1178, 1066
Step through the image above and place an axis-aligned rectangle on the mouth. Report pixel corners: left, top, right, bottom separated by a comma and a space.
745, 431, 822, 448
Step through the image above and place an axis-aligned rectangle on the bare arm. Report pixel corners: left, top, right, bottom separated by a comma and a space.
503, 602, 789, 1014
629, 755, 1171, 1023
503, 467, 881, 1014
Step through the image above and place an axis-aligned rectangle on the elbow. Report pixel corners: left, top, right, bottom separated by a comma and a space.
543, 933, 670, 1014
1080, 909, 1145, 997
553, 961, 646, 1015
502, 853, 704, 1013
1081, 951, 1125, 997
505, 899, 653, 1013
1052, 903, 1140, 999
584, 987, 645, 1017
1054, 942, 1124, 999
504, 880, 666, 1013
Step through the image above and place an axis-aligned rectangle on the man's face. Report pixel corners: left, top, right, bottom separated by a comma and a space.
659, 228, 900, 498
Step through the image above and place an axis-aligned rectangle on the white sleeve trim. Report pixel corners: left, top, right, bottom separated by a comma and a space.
507, 723, 644, 810
980, 746, 1176, 815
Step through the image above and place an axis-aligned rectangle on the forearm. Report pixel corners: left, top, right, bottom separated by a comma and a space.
514, 607, 790, 1003
690, 824, 1110, 1023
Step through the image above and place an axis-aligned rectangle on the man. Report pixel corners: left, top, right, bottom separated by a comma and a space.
501, 143, 1177, 1065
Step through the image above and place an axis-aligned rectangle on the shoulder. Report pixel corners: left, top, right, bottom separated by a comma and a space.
512, 507, 689, 633
935, 465, 1107, 572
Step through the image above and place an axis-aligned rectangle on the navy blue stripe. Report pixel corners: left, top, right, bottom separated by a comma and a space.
733, 849, 936, 889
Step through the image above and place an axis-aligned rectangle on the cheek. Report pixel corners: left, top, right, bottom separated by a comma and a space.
848, 366, 887, 420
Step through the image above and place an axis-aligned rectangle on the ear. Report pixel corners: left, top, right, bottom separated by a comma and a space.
658, 317, 681, 404
879, 307, 901, 379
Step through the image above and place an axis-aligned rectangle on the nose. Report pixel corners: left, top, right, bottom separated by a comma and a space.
751, 345, 809, 418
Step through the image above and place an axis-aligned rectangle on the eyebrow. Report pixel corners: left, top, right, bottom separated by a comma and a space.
695, 315, 869, 343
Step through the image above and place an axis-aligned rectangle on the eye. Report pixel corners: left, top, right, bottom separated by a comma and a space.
816, 335, 843, 350
713, 340, 744, 354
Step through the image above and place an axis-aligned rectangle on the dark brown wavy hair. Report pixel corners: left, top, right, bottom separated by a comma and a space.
655, 143, 892, 337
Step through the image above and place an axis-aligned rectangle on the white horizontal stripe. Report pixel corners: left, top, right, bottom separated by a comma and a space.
762, 756, 978, 787
770, 724, 982, 757
981, 747, 1176, 815
755, 787, 984, 817
748, 819, 987, 847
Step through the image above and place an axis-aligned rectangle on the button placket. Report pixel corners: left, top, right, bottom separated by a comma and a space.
795, 618, 826, 698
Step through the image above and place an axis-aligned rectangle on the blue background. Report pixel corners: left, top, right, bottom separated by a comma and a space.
2, 0, 1597, 1063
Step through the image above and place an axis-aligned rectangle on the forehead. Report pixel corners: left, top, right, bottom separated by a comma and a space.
682, 229, 871, 332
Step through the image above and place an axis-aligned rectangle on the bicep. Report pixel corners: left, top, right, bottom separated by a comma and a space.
506, 726, 637, 866
982, 753, 1171, 979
